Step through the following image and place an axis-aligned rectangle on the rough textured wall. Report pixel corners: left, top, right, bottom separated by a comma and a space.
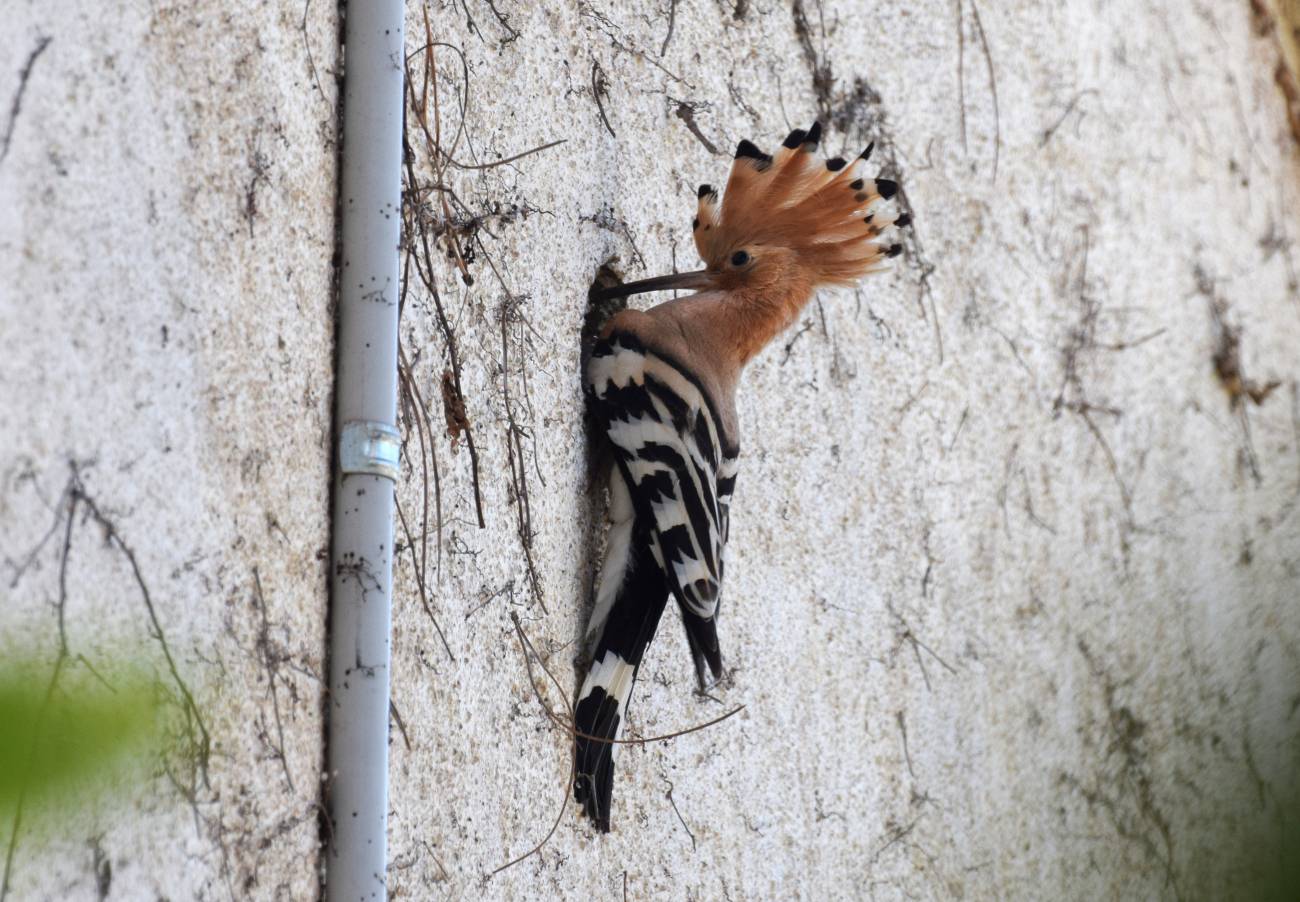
2, 1, 1299, 901
0, 1, 338, 898
390, 1, 1300, 899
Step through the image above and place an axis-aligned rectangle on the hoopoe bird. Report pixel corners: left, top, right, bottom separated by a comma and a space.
576, 122, 908, 831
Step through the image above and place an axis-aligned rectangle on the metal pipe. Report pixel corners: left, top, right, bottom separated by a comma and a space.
326, 2, 404, 899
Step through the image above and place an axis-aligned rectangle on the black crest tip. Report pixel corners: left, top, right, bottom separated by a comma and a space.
876, 178, 899, 199
735, 139, 763, 160
826, 157, 847, 172
782, 128, 808, 149
692, 216, 700, 229
860, 141, 876, 161
805, 121, 823, 146
697, 183, 714, 199
886, 243, 903, 258
894, 213, 912, 228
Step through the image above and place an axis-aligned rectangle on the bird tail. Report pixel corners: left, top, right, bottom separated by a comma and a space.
678, 606, 724, 690
574, 516, 668, 832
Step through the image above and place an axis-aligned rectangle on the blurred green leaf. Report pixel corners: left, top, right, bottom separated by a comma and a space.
0, 659, 164, 815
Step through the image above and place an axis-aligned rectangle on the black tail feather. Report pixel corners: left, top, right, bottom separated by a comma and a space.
573, 689, 622, 832
679, 606, 724, 689
574, 519, 668, 832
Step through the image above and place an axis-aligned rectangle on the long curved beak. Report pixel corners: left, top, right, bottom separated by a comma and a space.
595, 269, 714, 300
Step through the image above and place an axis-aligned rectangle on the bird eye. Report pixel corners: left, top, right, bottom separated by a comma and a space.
730, 250, 750, 267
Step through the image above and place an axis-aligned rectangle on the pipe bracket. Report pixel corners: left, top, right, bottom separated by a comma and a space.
339, 420, 401, 481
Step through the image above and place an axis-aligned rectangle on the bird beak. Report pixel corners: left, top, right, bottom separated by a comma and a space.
594, 269, 714, 300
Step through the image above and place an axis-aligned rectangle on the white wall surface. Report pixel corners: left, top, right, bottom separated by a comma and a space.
1, 1, 338, 898
2, 1, 1298, 900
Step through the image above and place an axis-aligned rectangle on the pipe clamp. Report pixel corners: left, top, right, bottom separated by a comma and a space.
339, 420, 401, 481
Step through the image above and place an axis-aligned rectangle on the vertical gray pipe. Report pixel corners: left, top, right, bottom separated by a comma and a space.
327, 2, 404, 900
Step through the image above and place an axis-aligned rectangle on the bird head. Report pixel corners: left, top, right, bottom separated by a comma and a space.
598, 122, 907, 303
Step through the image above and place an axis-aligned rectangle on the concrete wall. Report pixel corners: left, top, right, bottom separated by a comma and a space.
1, 1, 338, 898
2, 1, 1298, 899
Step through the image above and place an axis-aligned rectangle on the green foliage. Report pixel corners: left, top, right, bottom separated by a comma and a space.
0, 659, 165, 816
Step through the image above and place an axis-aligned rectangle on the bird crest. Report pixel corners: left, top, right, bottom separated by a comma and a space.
594, 122, 909, 352
692, 122, 906, 289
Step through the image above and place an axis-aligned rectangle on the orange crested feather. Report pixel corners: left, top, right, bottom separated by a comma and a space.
690, 122, 909, 288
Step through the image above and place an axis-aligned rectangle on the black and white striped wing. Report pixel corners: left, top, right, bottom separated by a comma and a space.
587, 333, 739, 632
